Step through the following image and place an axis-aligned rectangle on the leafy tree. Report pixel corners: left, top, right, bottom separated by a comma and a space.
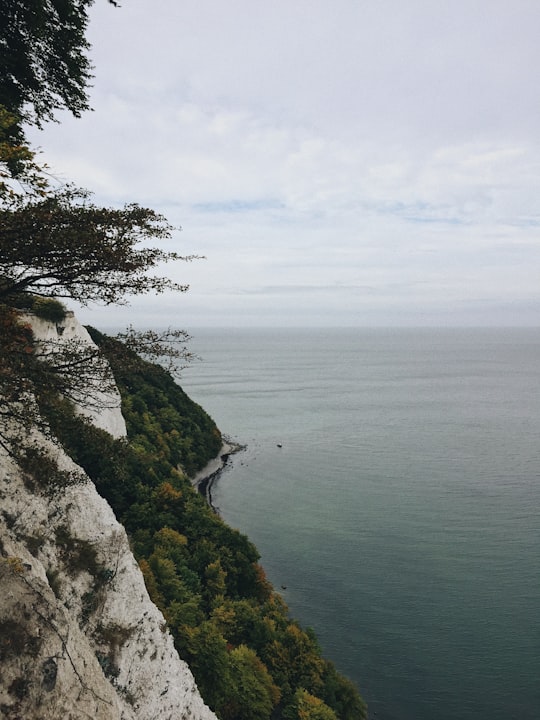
320, 663, 367, 720
0, 2, 201, 464
0, 181, 199, 460
0, 186, 197, 305
0, 301, 117, 457
268, 623, 325, 699
0, 304, 110, 454
0, 106, 47, 194
285, 689, 337, 720
139, 558, 164, 607
182, 621, 232, 711
205, 559, 227, 606
224, 645, 281, 720
0, 0, 117, 134
210, 599, 270, 651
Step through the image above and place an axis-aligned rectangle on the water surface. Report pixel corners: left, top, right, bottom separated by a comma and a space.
181, 328, 540, 720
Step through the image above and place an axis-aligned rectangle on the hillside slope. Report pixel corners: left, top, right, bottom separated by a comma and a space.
0, 313, 217, 720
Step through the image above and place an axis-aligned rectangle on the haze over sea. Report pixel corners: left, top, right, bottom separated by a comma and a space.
180, 327, 540, 720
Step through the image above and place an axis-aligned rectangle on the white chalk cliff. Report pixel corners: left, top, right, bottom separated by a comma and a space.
0, 313, 218, 720
26, 312, 128, 439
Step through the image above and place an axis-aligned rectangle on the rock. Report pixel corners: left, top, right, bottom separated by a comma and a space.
0, 314, 217, 720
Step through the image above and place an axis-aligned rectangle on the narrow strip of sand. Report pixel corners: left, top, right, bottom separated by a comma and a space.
191, 439, 244, 510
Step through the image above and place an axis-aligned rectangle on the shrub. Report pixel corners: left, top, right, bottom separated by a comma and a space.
16, 445, 86, 495
31, 297, 67, 322
8, 293, 68, 321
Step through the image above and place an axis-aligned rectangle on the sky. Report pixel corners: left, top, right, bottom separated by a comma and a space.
29, 0, 540, 328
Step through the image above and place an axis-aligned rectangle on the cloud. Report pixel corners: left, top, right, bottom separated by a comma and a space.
28, 0, 540, 326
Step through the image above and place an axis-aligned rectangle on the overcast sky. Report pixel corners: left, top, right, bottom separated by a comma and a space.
30, 0, 540, 327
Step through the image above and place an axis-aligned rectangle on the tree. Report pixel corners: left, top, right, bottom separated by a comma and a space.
320, 662, 368, 720
0, 1, 201, 468
0, 106, 47, 194
204, 559, 227, 606
183, 621, 232, 711
224, 645, 281, 720
0, 0, 117, 134
0, 182, 200, 464
0, 4, 199, 401
0, 305, 39, 449
96, 325, 199, 377
0, 0, 119, 199
0, 186, 197, 305
285, 688, 337, 720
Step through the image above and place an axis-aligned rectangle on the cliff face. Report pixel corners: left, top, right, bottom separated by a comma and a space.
0, 314, 217, 720
26, 312, 127, 439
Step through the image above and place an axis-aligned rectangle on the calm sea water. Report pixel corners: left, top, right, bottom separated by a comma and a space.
180, 328, 540, 720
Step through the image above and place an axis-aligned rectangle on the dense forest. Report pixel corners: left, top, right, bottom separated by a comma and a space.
40, 328, 367, 720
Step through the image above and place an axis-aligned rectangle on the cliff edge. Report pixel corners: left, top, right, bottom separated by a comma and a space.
0, 313, 217, 720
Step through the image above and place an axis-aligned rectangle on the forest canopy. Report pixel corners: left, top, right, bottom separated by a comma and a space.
42, 333, 368, 720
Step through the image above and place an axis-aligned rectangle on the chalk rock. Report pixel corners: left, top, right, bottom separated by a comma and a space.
25, 311, 127, 439
0, 314, 217, 720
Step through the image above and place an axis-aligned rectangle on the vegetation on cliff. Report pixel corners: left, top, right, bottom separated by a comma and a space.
40, 330, 367, 720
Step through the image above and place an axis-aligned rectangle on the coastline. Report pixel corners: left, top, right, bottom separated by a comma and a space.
191, 438, 245, 511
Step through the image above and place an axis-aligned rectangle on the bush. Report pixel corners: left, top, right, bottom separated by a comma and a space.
31, 297, 67, 322
7, 293, 68, 321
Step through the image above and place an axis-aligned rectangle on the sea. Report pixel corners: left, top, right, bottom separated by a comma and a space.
179, 327, 540, 720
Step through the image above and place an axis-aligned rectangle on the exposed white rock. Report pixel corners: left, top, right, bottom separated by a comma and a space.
24, 311, 127, 439
0, 315, 218, 720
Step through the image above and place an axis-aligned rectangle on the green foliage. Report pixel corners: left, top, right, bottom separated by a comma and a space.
225, 645, 281, 720
89, 328, 222, 476
0, 0, 117, 135
284, 689, 337, 720
39, 339, 367, 720
181, 621, 232, 710
319, 663, 368, 720
30, 297, 67, 322
0, 187, 196, 305
0, 0, 117, 198
15, 443, 86, 494
0, 106, 48, 195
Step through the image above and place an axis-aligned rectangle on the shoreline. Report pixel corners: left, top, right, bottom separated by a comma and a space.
191, 437, 245, 512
